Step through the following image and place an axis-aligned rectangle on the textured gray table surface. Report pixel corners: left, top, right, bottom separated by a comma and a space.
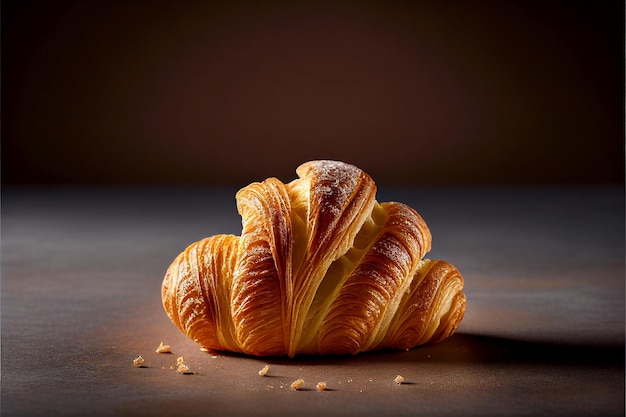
2, 186, 624, 417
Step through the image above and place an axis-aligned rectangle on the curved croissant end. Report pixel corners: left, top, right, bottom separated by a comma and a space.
162, 160, 466, 357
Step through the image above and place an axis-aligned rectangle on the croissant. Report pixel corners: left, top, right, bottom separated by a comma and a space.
162, 160, 466, 357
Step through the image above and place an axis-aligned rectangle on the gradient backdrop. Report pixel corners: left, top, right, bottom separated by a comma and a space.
2, 0, 624, 186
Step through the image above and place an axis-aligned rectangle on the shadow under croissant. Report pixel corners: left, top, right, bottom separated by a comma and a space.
408, 333, 625, 368
207, 333, 625, 369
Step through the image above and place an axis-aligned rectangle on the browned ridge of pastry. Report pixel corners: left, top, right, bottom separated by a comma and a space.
162, 160, 466, 357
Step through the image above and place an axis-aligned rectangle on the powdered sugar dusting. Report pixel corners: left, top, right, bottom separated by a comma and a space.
306, 160, 362, 218
372, 236, 411, 267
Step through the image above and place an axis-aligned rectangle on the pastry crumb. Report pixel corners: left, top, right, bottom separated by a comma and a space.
290, 379, 305, 390
155, 341, 172, 354
316, 381, 328, 391
175, 356, 194, 374
258, 364, 270, 376
394, 375, 405, 384
177, 364, 193, 374
132, 355, 145, 367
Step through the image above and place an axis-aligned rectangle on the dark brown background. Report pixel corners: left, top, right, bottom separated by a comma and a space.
2, 0, 624, 186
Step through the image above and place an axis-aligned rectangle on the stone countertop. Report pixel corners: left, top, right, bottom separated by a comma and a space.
2, 185, 624, 417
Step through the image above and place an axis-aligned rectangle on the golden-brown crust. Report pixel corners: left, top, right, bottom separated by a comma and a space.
161, 235, 241, 354
286, 160, 377, 356
233, 178, 292, 356
384, 259, 466, 350
318, 202, 432, 355
161, 160, 466, 357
